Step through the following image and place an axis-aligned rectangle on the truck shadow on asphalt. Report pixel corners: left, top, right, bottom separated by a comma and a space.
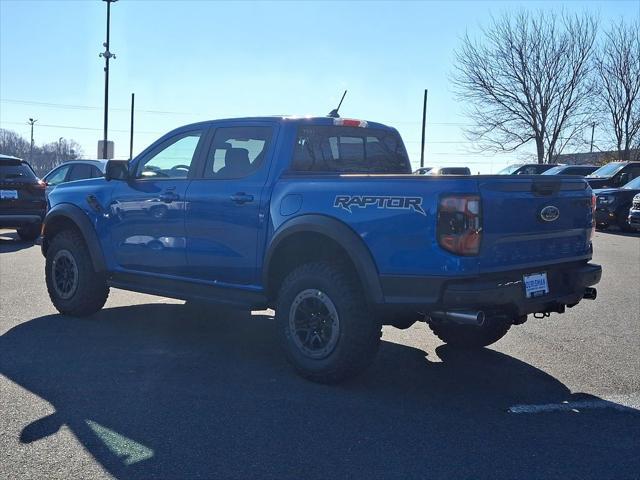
0, 230, 35, 253
1, 304, 638, 479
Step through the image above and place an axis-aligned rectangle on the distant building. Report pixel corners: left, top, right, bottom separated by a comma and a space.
554, 149, 639, 165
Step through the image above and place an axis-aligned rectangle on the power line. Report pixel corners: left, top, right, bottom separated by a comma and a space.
1, 99, 475, 126
404, 140, 474, 144
0, 120, 162, 135
1, 119, 475, 144
0, 98, 197, 116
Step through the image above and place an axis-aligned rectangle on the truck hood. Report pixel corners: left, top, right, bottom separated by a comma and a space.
593, 188, 619, 195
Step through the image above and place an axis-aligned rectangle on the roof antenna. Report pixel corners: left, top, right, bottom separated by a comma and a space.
328, 90, 347, 118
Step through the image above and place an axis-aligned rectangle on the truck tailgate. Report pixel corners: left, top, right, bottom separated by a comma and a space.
478, 177, 593, 272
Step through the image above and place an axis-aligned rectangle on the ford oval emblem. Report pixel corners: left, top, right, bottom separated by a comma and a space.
540, 205, 560, 222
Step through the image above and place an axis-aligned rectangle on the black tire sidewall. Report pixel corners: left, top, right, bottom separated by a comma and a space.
617, 205, 633, 231
45, 231, 108, 316
277, 263, 379, 381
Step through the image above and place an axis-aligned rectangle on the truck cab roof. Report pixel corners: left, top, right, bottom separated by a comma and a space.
167, 116, 397, 135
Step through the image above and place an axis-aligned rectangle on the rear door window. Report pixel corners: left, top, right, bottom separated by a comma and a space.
292, 126, 410, 174
203, 126, 273, 179
626, 166, 640, 181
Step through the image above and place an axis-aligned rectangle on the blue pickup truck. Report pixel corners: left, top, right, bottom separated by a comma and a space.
40, 116, 602, 383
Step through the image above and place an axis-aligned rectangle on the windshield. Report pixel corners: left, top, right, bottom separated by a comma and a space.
587, 162, 625, 178
622, 176, 640, 189
497, 164, 521, 174
541, 166, 564, 175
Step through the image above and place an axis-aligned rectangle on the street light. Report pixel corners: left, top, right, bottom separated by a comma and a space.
99, 0, 118, 160
28, 118, 37, 161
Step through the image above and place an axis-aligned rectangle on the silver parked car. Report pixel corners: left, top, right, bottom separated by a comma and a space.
43, 160, 107, 196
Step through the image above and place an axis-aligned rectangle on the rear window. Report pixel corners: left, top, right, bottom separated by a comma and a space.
0, 162, 37, 182
292, 126, 411, 174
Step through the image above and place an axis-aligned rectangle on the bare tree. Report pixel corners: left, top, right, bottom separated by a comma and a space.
0, 128, 31, 159
453, 11, 598, 163
0, 128, 83, 176
595, 20, 640, 161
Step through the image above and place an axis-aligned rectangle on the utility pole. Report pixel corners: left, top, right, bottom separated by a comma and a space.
129, 93, 135, 161
99, 0, 117, 159
28, 118, 37, 161
420, 89, 428, 168
589, 122, 595, 153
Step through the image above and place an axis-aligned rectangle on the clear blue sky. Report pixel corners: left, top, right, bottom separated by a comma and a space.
1, 0, 638, 172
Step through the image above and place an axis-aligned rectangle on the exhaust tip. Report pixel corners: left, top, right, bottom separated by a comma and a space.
583, 287, 597, 300
430, 310, 485, 326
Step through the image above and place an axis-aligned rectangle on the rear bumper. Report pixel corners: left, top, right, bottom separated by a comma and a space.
380, 261, 602, 316
0, 214, 42, 228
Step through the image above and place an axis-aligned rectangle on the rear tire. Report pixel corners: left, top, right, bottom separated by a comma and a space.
428, 314, 512, 349
45, 229, 109, 316
617, 205, 633, 232
276, 262, 381, 384
17, 224, 40, 241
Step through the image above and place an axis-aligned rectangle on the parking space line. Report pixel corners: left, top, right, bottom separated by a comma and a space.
508, 395, 640, 414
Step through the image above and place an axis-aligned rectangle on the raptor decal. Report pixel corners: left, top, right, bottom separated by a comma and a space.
334, 195, 426, 216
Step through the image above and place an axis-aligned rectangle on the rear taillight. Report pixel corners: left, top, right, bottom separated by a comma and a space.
28, 180, 46, 195
437, 195, 482, 256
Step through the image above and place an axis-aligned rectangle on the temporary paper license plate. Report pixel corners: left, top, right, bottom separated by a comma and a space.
0, 190, 18, 200
523, 272, 549, 299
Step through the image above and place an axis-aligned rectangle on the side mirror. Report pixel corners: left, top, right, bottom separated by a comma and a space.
104, 160, 130, 181
618, 172, 630, 186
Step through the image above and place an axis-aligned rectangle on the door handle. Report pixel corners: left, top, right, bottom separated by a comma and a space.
159, 191, 179, 203
230, 193, 254, 204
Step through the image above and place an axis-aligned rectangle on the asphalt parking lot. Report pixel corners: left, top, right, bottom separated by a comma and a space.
1, 229, 639, 479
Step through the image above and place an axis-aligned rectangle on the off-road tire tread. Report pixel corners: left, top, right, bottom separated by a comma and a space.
277, 261, 381, 384
45, 229, 109, 316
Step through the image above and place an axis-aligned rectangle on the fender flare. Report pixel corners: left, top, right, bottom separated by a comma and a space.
263, 214, 384, 304
43, 203, 107, 272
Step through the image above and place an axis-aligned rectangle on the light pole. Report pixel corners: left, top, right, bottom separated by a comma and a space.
99, 0, 117, 159
28, 118, 37, 161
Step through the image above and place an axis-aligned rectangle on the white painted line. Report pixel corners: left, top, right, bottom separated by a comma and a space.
508, 395, 640, 414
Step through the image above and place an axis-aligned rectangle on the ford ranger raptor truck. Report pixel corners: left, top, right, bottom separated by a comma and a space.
40, 116, 602, 383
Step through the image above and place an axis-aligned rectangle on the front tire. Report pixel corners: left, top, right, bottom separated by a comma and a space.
45, 229, 109, 316
428, 314, 512, 349
617, 205, 634, 232
17, 224, 40, 241
276, 262, 381, 384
